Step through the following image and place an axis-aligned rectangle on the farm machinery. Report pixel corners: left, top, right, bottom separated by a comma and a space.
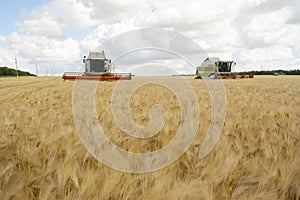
195, 57, 254, 79
63, 51, 131, 81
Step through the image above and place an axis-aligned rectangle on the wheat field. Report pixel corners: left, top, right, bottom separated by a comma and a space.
0, 76, 299, 199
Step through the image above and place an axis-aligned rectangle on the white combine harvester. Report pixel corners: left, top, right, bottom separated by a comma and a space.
63, 51, 131, 81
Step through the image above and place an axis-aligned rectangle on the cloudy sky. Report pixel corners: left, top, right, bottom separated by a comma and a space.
0, 0, 300, 75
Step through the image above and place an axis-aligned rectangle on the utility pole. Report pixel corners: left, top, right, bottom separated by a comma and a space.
36, 63, 38, 76
15, 58, 19, 77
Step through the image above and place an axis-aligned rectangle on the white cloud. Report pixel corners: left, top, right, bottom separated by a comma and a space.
17, 0, 95, 38
234, 47, 295, 71
1, 0, 300, 74
0, 47, 17, 68
0, 35, 6, 43
79, 19, 136, 54
17, 17, 63, 38
137, 0, 243, 30
7, 32, 80, 67
239, 8, 293, 48
135, 6, 182, 27
81, 0, 146, 20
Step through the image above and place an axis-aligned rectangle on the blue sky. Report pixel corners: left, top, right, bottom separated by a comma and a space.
0, 0, 94, 40
0, 1, 49, 35
0, 0, 299, 75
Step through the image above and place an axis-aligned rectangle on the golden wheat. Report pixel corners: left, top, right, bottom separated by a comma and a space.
0, 76, 299, 199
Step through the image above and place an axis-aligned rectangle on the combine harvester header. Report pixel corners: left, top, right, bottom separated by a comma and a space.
63, 51, 131, 81
195, 57, 254, 79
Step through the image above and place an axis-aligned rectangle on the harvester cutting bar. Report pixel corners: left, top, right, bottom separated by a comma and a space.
62, 72, 132, 81
215, 73, 254, 79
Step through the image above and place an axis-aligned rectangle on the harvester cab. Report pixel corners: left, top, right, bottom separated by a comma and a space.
82, 51, 111, 73
216, 61, 235, 74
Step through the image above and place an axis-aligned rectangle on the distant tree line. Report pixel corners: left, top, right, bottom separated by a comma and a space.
242, 69, 300, 75
0, 66, 35, 77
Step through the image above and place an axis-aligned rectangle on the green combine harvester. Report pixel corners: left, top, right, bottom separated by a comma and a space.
195, 57, 254, 79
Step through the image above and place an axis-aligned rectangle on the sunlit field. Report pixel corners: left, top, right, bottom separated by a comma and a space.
0, 76, 299, 199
